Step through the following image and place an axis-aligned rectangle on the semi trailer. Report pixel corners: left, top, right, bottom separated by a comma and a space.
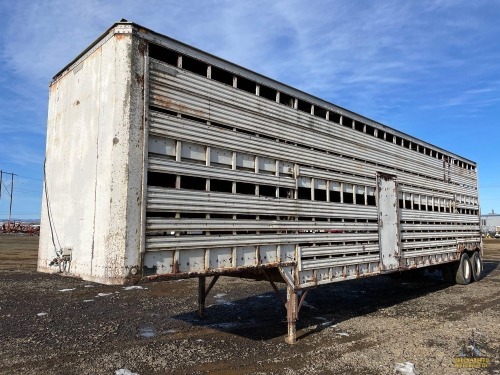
39, 20, 482, 343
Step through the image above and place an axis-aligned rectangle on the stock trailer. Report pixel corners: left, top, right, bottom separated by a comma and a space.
39, 21, 482, 343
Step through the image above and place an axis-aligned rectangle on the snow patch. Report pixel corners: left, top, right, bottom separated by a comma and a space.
214, 293, 234, 305
123, 286, 145, 291
37, 312, 48, 317
394, 362, 416, 375
83, 299, 94, 303
321, 321, 336, 327
139, 327, 155, 338
96, 293, 112, 297
115, 369, 139, 375
58, 288, 76, 292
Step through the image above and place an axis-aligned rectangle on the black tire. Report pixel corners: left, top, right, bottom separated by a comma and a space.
442, 263, 457, 284
455, 253, 472, 285
470, 251, 483, 282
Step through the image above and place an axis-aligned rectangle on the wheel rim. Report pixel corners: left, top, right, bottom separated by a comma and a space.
474, 258, 480, 274
464, 259, 470, 279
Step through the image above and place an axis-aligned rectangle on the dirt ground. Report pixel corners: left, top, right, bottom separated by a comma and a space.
0, 236, 498, 375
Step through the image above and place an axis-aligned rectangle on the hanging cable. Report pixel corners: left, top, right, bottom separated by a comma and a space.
43, 159, 63, 267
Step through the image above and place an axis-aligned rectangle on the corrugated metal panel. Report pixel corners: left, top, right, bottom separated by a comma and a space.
300, 243, 379, 257
146, 232, 379, 251
149, 112, 477, 197
400, 210, 479, 223
301, 254, 379, 270
400, 223, 479, 231
147, 188, 378, 218
401, 231, 479, 240
146, 218, 378, 233
144, 45, 480, 286
148, 157, 296, 188
403, 247, 459, 258
137, 28, 475, 170
149, 62, 478, 187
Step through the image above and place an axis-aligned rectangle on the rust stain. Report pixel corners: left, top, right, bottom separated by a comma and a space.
135, 73, 144, 86
141, 262, 295, 283
153, 95, 207, 118
115, 34, 129, 41
137, 40, 147, 55
172, 260, 179, 274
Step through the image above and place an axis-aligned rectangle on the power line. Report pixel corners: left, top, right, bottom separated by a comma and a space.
14, 188, 41, 194
14, 174, 43, 182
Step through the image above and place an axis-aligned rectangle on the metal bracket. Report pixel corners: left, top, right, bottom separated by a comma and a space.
263, 269, 286, 305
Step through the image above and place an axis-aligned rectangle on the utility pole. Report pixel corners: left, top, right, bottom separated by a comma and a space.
0, 171, 15, 229
9, 173, 14, 225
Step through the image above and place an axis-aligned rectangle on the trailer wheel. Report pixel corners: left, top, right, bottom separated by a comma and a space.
469, 251, 483, 282
455, 253, 472, 285
442, 263, 457, 284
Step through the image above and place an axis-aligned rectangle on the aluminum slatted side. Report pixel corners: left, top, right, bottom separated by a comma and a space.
144, 57, 480, 287
149, 112, 476, 196
149, 62, 478, 188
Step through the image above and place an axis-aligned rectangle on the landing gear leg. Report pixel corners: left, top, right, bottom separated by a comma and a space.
285, 284, 298, 344
197, 275, 220, 318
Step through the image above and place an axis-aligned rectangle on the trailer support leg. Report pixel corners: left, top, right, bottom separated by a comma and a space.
197, 275, 220, 319
197, 276, 206, 319
285, 284, 298, 344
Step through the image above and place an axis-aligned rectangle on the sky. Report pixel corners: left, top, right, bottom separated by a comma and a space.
0, 0, 499, 220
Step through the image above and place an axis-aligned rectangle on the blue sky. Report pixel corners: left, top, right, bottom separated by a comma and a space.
0, 0, 499, 220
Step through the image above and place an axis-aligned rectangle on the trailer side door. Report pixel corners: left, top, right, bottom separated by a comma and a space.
377, 173, 401, 272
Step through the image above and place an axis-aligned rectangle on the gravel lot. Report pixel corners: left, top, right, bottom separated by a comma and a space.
0, 235, 498, 374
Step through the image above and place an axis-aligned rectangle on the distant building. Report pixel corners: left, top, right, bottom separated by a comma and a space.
481, 210, 500, 235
